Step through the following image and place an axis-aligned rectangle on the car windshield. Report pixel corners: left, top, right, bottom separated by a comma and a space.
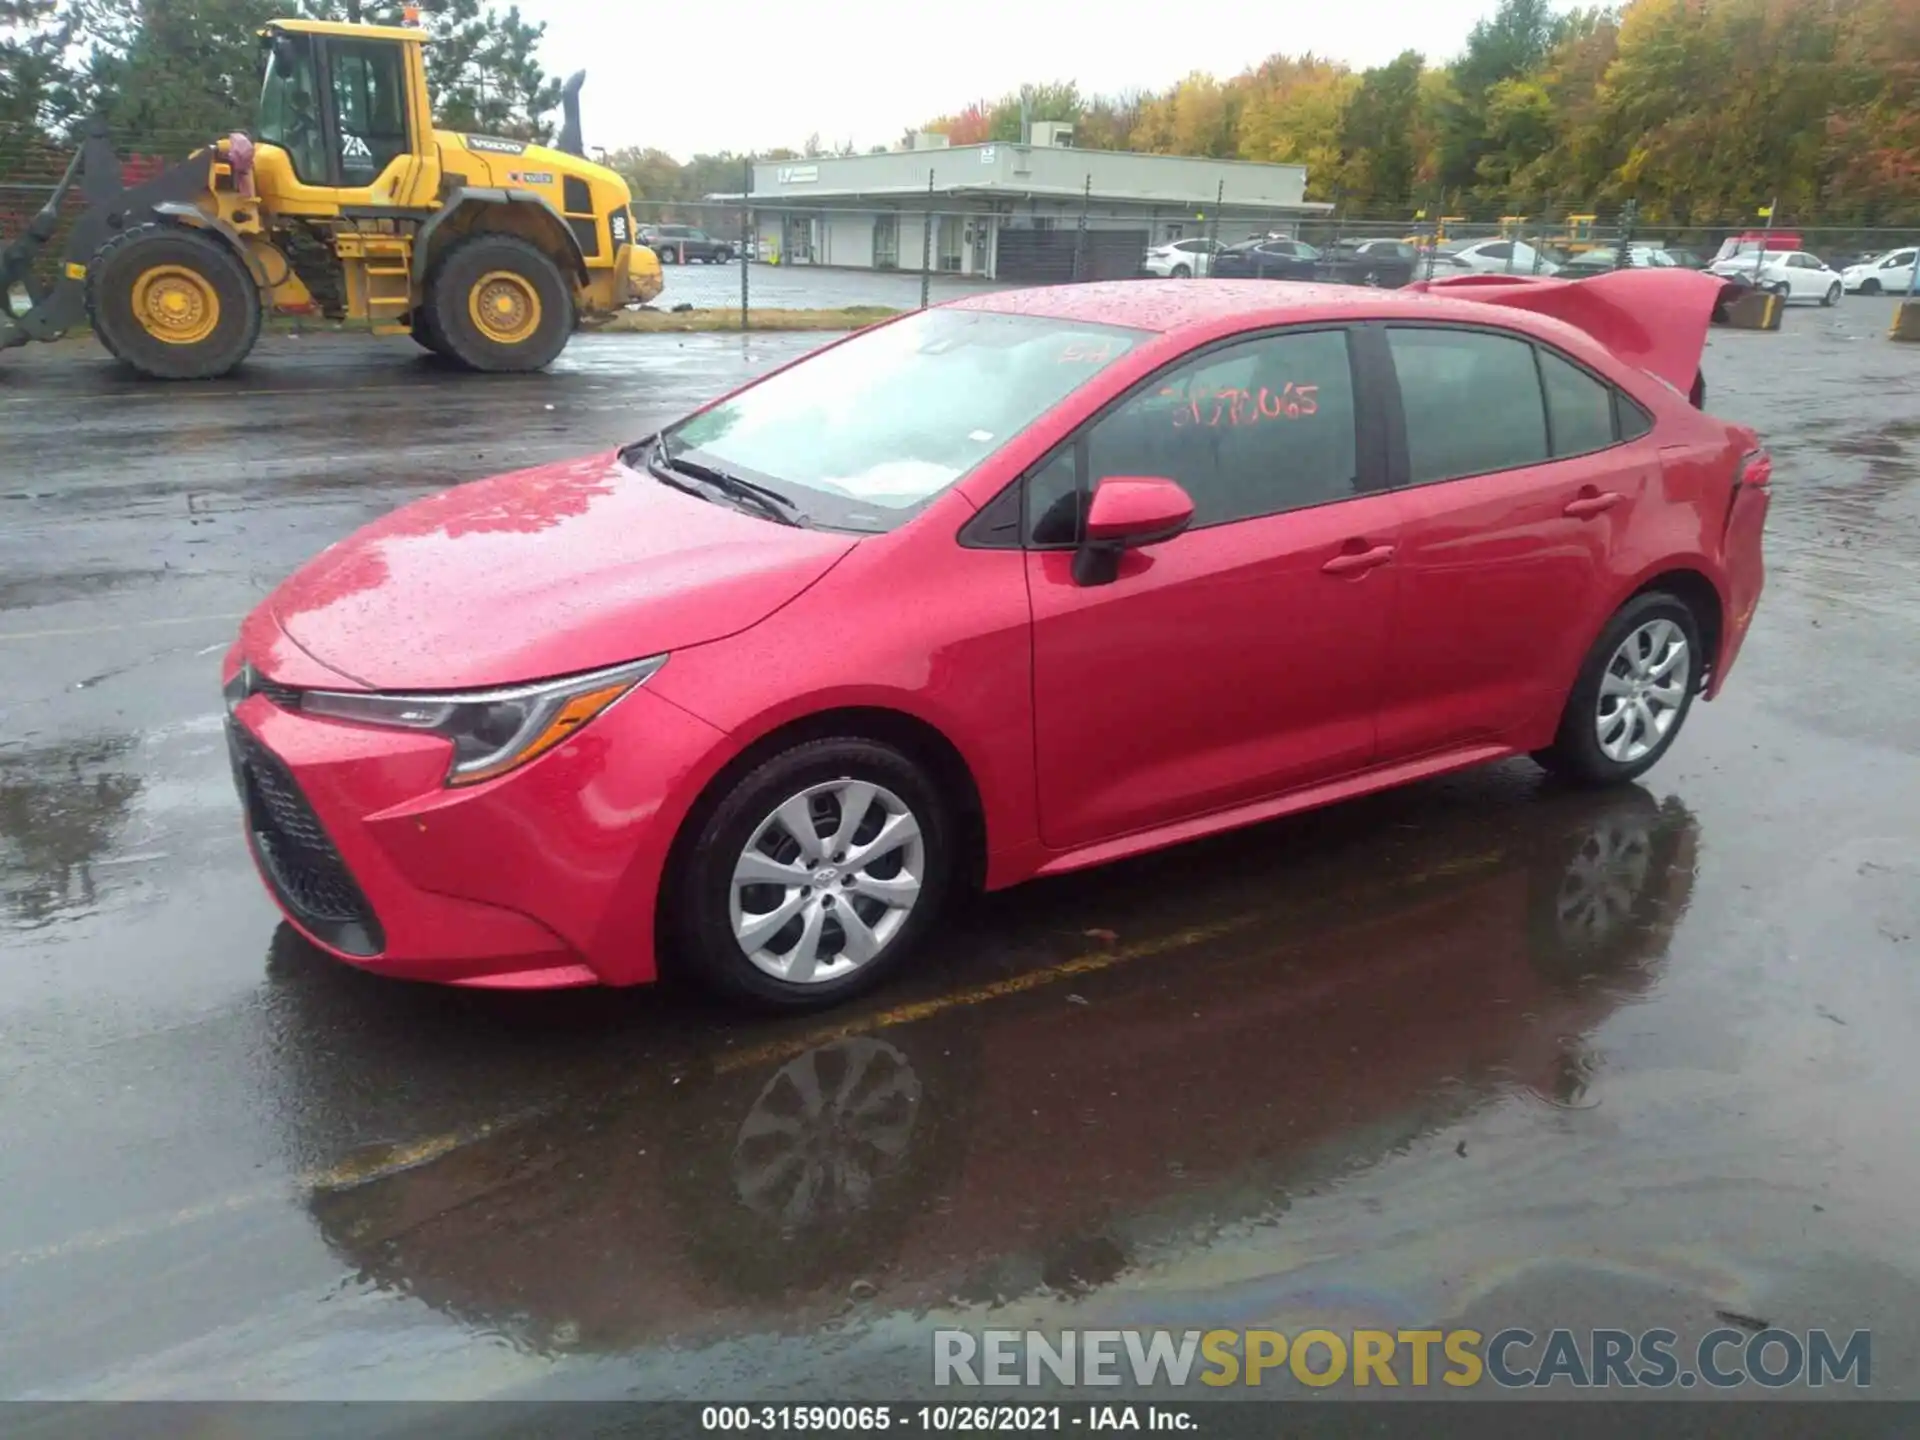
658, 308, 1148, 529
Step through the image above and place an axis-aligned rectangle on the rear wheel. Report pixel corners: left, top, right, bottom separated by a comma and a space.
669, 738, 954, 1010
1170, 263, 1191, 278
425, 233, 573, 373
86, 223, 261, 379
1823, 282, 1841, 307
1534, 592, 1703, 786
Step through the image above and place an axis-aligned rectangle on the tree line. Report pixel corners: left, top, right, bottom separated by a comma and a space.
922, 0, 1918, 226
6, 0, 1914, 225
1, 0, 558, 157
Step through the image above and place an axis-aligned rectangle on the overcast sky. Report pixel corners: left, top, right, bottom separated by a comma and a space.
525, 0, 1511, 161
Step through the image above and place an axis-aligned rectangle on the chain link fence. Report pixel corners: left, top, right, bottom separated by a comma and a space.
624, 187, 1920, 328
8, 123, 1918, 326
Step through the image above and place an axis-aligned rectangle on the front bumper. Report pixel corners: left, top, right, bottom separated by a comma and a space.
224, 644, 728, 988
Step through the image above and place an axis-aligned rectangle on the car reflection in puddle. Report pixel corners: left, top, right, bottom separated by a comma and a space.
276, 776, 1698, 1357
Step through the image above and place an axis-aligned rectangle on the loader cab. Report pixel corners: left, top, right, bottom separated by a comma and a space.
256, 22, 431, 196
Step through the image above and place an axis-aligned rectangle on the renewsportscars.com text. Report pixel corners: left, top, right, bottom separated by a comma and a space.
933, 1327, 1871, 1390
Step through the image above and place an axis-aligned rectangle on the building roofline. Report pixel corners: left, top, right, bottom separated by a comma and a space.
705, 186, 1333, 213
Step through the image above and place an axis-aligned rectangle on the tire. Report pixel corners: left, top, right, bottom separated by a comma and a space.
668, 737, 954, 1010
1171, 264, 1191, 278
1861, 278, 1881, 295
1823, 282, 1841, 307
86, 223, 262, 380
408, 306, 449, 357
425, 233, 573, 373
1533, 591, 1704, 787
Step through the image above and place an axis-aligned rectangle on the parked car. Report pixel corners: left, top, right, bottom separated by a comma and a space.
1139, 238, 1222, 278
1561, 245, 1686, 276
1660, 248, 1710, 270
1210, 238, 1320, 280
640, 224, 733, 263
1437, 238, 1561, 275
1841, 246, 1918, 295
225, 270, 1767, 1011
1313, 238, 1421, 287
1709, 249, 1844, 305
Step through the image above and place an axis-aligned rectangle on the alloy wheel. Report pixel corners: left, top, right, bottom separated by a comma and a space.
1594, 618, 1690, 764
729, 778, 925, 984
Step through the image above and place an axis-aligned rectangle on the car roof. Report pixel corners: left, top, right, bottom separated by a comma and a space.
953, 278, 1553, 336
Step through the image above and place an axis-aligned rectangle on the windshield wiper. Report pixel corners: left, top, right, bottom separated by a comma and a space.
651, 438, 809, 528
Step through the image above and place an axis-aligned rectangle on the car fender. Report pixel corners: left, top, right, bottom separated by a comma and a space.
1551, 547, 1730, 706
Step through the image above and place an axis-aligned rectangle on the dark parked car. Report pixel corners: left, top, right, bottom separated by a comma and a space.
640, 224, 733, 263
1211, 237, 1321, 281
1313, 238, 1421, 288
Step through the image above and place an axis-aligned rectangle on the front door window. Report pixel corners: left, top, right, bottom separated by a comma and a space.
257, 35, 328, 184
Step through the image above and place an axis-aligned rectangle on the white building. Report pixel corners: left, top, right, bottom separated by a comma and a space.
708, 128, 1330, 283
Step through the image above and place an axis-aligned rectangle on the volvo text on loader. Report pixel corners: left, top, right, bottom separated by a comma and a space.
0, 17, 664, 378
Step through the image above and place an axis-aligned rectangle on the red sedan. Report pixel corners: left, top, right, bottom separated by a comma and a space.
224, 271, 1770, 1008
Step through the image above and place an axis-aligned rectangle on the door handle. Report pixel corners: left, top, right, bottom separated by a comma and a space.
1564, 491, 1624, 518
1321, 543, 1396, 576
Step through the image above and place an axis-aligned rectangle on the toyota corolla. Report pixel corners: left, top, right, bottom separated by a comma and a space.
224, 271, 1769, 1009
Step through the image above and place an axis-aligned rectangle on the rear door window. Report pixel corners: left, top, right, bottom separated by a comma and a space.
1387, 328, 1549, 483
1537, 350, 1617, 457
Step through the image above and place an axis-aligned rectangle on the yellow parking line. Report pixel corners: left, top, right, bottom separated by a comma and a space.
0, 613, 244, 643
712, 914, 1259, 1076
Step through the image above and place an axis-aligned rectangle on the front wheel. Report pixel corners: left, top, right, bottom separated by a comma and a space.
1823, 282, 1841, 307
86, 223, 262, 380
1534, 592, 1703, 786
669, 738, 954, 1009
425, 233, 573, 373
1860, 278, 1881, 295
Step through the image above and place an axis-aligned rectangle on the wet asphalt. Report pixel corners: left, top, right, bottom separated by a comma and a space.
1, 296, 1918, 1405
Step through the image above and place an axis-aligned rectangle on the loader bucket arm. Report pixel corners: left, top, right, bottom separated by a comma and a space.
1, 122, 216, 347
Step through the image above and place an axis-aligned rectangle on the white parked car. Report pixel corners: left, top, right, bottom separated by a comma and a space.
1437, 238, 1561, 275
1139, 238, 1221, 278
1841, 247, 1917, 295
1710, 249, 1844, 305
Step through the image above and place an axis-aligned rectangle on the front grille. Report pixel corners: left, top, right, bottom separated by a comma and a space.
228, 720, 384, 956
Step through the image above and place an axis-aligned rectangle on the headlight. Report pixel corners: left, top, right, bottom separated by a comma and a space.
298, 655, 666, 786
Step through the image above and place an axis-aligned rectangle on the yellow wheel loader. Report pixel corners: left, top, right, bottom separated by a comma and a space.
0, 17, 663, 379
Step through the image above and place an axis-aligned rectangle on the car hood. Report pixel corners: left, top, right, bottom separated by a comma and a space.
268, 451, 859, 691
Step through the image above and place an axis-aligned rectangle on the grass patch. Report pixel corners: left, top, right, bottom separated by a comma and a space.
589, 306, 900, 334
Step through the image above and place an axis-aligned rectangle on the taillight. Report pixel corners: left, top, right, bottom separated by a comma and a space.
1738, 449, 1772, 489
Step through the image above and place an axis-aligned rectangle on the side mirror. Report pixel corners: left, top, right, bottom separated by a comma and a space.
1073, 476, 1194, 586
271, 35, 300, 79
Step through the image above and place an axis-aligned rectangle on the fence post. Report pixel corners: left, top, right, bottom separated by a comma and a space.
740, 154, 751, 331
1615, 199, 1638, 271
921, 169, 934, 310
1208, 180, 1222, 269
1072, 173, 1089, 283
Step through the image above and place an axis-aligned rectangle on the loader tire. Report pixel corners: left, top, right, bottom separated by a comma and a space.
426, 234, 573, 373
408, 306, 450, 357
86, 224, 262, 380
